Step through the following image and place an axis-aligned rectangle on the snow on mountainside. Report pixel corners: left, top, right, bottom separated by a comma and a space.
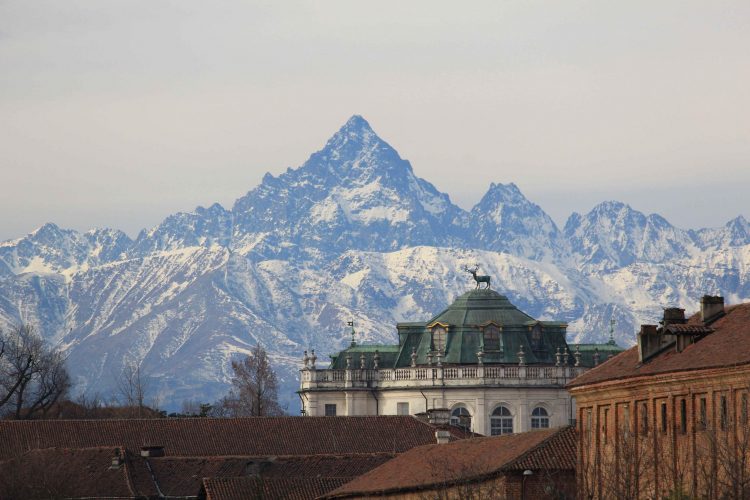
231, 115, 467, 259
469, 182, 564, 261
1, 115, 749, 410
564, 201, 695, 270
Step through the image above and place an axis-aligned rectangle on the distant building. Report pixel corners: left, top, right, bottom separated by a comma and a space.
299, 278, 621, 436
568, 295, 750, 499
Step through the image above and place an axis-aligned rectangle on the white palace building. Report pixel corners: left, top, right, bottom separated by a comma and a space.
299, 277, 621, 436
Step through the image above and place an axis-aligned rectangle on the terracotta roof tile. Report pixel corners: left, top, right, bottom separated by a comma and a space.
0, 415, 452, 461
568, 303, 750, 388
0, 447, 137, 499
144, 453, 394, 497
502, 426, 577, 471
203, 476, 349, 500
324, 426, 576, 498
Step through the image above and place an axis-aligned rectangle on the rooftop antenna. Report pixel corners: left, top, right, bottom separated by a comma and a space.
608, 318, 616, 345
348, 319, 356, 347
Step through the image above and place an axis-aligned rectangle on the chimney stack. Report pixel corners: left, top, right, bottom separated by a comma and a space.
701, 295, 724, 323
662, 308, 686, 326
637, 324, 660, 362
140, 446, 165, 458
426, 408, 451, 426
435, 430, 451, 445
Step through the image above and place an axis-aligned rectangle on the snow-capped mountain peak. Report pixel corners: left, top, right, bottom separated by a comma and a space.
1, 116, 748, 411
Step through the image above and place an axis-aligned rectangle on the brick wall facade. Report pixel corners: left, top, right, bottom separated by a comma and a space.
572, 365, 750, 499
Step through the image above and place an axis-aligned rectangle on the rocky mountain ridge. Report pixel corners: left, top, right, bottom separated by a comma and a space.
1, 115, 748, 410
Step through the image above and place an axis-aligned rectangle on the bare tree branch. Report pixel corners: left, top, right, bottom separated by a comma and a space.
216, 345, 284, 417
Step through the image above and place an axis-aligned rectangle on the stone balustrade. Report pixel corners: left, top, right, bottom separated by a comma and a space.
299, 364, 587, 390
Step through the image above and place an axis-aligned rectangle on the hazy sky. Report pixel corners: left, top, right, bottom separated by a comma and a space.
1, 1, 748, 241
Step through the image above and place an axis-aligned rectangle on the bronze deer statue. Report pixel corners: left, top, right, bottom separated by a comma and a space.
465, 264, 491, 289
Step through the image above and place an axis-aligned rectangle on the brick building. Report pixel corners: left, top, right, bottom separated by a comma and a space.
568, 296, 750, 499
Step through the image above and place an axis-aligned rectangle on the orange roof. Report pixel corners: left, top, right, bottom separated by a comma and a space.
324, 426, 576, 498
568, 303, 750, 389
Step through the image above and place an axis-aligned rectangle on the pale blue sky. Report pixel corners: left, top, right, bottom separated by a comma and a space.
1, 1, 748, 240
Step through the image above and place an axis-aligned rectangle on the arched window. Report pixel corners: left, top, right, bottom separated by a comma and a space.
531, 407, 550, 429
490, 406, 513, 435
483, 324, 501, 351
451, 406, 472, 430
432, 325, 447, 352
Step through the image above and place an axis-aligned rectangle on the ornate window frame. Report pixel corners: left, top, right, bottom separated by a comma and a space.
427, 322, 450, 353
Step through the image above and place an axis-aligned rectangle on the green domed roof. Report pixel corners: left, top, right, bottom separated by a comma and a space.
428, 289, 535, 327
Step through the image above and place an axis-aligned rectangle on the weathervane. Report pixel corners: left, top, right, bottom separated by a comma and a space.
348, 319, 357, 347
463, 264, 491, 289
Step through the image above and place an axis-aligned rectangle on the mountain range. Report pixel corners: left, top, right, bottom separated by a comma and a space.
2, 115, 749, 410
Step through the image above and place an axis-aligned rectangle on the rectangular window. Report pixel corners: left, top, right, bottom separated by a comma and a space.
720, 395, 728, 431
641, 403, 648, 436
603, 408, 609, 444
586, 409, 593, 442
742, 394, 748, 425
483, 325, 501, 351
397, 402, 409, 415
432, 326, 447, 352
680, 399, 687, 434
699, 397, 707, 430
661, 402, 668, 433
623, 405, 630, 436
325, 404, 337, 417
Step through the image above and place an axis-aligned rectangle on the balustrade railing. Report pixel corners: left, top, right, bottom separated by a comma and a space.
301, 364, 586, 386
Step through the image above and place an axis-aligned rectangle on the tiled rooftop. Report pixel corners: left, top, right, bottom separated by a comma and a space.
324, 426, 576, 498
568, 303, 750, 389
203, 476, 350, 500
0, 415, 462, 461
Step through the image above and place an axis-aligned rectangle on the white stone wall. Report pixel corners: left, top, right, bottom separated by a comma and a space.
303, 386, 573, 436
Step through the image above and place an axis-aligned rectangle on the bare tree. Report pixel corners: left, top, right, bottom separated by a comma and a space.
695, 414, 750, 499
116, 362, 148, 418
0, 324, 71, 419
597, 429, 654, 499
217, 345, 284, 417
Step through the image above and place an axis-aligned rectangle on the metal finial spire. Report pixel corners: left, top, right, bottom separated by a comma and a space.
347, 319, 356, 347
608, 318, 616, 345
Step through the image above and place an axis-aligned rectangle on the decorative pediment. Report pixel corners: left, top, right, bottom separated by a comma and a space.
426, 321, 450, 329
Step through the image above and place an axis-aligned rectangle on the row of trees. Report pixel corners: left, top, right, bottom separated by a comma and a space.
1, 324, 284, 419
581, 408, 750, 499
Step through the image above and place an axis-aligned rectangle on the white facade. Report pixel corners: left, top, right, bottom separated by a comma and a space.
299, 364, 585, 436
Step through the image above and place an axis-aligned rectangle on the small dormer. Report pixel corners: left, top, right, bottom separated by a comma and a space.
527, 322, 545, 353
479, 321, 502, 352
427, 322, 450, 352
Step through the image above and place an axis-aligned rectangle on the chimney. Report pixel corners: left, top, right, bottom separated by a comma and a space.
140, 446, 165, 458
414, 412, 429, 423
435, 430, 451, 445
637, 324, 660, 362
662, 308, 686, 326
701, 295, 725, 323
110, 449, 124, 469
426, 408, 451, 426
